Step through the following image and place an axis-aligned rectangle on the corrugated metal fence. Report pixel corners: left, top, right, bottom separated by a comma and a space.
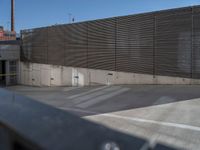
21, 6, 200, 79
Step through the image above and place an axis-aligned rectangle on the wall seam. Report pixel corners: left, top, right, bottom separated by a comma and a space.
191, 7, 194, 79
47, 27, 49, 64
86, 22, 89, 69
115, 17, 117, 71
153, 14, 156, 78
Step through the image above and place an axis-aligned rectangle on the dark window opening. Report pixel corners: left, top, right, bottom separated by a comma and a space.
0, 61, 6, 86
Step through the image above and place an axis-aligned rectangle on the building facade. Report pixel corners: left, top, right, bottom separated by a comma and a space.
20, 6, 200, 86
0, 26, 16, 41
0, 40, 20, 86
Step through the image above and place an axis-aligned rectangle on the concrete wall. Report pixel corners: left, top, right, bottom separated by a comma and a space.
20, 63, 73, 86
19, 62, 200, 87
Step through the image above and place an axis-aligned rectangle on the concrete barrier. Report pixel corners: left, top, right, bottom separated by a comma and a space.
19, 62, 200, 86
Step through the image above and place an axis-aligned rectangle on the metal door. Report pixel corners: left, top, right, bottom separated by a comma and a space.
107, 73, 114, 85
41, 69, 51, 86
50, 67, 61, 86
32, 69, 41, 86
72, 68, 79, 86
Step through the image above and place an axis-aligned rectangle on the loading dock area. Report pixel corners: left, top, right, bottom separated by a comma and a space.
7, 85, 200, 150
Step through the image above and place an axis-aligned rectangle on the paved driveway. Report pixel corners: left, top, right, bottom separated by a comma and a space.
7, 85, 200, 150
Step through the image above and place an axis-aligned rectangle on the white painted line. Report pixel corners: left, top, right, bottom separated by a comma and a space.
59, 107, 98, 115
101, 114, 200, 132
77, 87, 129, 108
68, 86, 109, 99
62, 87, 81, 92
140, 136, 157, 150
73, 86, 122, 104
59, 107, 200, 132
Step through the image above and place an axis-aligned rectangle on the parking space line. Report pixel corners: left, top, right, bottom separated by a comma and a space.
68, 86, 109, 99
59, 107, 98, 115
59, 107, 200, 132
100, 114, 200, 132
72, 86, 121, 105
77, 87, 129, 108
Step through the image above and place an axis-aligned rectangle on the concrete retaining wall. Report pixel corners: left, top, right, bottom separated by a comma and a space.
19, 62, 200, 87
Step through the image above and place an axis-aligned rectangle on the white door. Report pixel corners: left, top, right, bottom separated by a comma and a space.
50, 67, 61, 86
32, 69, 41, 86
107, 73, 114, 86
41, 69, 51, 86
72, 68, 79, 86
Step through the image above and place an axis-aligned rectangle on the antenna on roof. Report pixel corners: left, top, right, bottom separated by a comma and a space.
68, 13, 72, 23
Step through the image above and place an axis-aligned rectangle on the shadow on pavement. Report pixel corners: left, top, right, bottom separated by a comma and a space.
56, 85, 200, 117
6, 85, 200, 117
0, 88, 182, 150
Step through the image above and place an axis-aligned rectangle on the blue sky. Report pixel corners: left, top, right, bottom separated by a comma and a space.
0, 0, 200, 32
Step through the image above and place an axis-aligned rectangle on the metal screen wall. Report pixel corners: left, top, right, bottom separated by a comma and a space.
21, 6, 200, 79
193, 6, 200, 79
88, 18, 116, 71
65, 23, 88, 68
155, 7, 192, 78
116, 13, 154, 74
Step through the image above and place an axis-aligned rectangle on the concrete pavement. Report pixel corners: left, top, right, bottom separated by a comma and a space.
7, 85, 200, 150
